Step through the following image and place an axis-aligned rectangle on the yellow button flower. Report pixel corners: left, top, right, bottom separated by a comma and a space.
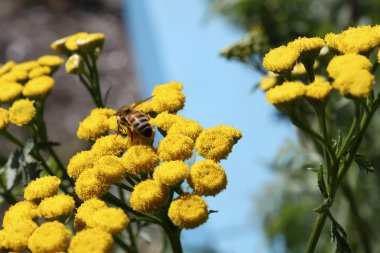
188, 160, 227, 196
153, 161, 189, 187
24, 176, 61, 201
28, 221, 71, 253
121, 145, 159, 175
91, 135, 129, 156
2, 201, 38, 229
333, 69, 374, 98
23, 75, 55, 98
67, 150, 97, 179
195, 125, 242, 161
288, 37, 325, 54
305, 81, 332, 101
0, 70, 28, 83
130, 179, 168, 212
0, 82, 23, 103
68, 228, 113, 253
265, 81, 305, 105
65, 32, 89, 51
3, 220, 37, 251
263, 45, 300, 73
12, 61, 40, 72
157, 134, 194, 161
94, 155, 128, 183
74, 199, 108, 231
28, 66, 51, 79
167, 119, 203, 140
76, 33, 105, 50
150, 111, 185, 132
90, 107, 116, 117
37, 194, 75, 219
75, 169, 110, 201
37, 55, 64, 67
77, 113, 109, 141
9, 99, 36, 126
168, 194, 208, 229
50, 37, 68, 54
66, 54, 84, 74
0, 108, 9, 130
87, 208, 129, 234
327, 54, 372, 79
0, 61, 15, 76
259, 74, 277, 91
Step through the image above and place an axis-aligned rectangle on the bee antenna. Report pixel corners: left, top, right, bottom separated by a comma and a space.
133, 95, 153, 108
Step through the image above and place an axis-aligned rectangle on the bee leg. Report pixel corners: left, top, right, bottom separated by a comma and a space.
126, 126, 133, 142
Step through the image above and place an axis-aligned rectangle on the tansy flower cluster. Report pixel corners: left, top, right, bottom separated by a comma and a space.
0, 176, 129, 252
67, 81, 241, 230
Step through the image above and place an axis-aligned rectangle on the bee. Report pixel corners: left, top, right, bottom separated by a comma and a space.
115, 96, 153, 141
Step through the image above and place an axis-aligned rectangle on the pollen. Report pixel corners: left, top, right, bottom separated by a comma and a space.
130, 179, 169, 212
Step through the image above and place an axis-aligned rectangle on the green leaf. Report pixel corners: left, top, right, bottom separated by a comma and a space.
313, 198, 330, 213
332, 131, 343, 153
104, 86, 113, 106
328, 212, 352, 253
354, 153, 374, 173
317, 164, 328, 198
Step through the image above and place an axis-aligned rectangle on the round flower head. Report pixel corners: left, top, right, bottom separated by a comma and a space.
327, 54, 372, 79
94, 155, 128, 183
2, 201, 38, 229
12, 61, 40, 72
188, 160, 227, 196
67, 150, 97, 179
91, 135, 129, 156
0, 108, 9, 130
305, 81, 332, 101
28, 221, 71, 253
150, 111, 185, 132
76, 33, 105, 50
87, 208, 129, 234
77, 113, 109, 141
0, 82, 23, 103
288, 37, 325, 61
167, 119, 203, 140
333, 69, 374, 98
325, 25, 380, 54
68, 228, 113, 253
24, 176, 61, 201
90, 107, 116, 118
37, 194, 75, 219
130, 179, 168, 212
168, 194, 208, 229
265, 81, 305, 105
74, 199, 108, 231
195, 125, 242, 161
153, 161, 189, 187
150, 85, 186, 113
263, 45, 300, 73
158, 134, 194, 161
121, 145, 159, 175
75, 169, 110, 201
259, 74, 277, 91
65, 32, 89, 52
28, 66, 51, 79
3, 220, 37, 251
9, 99, 36, 126
51, 37, 68, 54
0, 70, 28, 83
0, 61, 15, 76
66, 54, 84, 74
23, 75, 55, 98
37, 55, 64, 67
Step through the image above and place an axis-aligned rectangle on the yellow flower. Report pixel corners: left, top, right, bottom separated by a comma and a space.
263, 45, 299, 73
333, 69, 374, 98
0, 61, 15, 76
77, 113, 109, 141
153, 161, 189, 187
76, 33, 105, 50
87, 208, 129, 234
150, 111, 184, 132
37, 195, 75, 219
3, 220, 37, 251
157, 134, 194, 161
75, 169, 110, 201
121, 145, 159, 175
68, 228, 113, 253
0, 108, 9, 130
24, 176, 61, 201
12, 61, 40, 72
107, 115, 118, 132
66, 54, 84, 74
23, 75, 55, 98
325, 25, 380, 54
291, 61, 319, 76
28, 221, 71, 253
37, 55, 64, 67
195, 125, 242, 161
0, 230, 5, 249
51, 37, 69, 54
130, 179, 168, 212
288, 37, 325, 54
0, 81, 23, 103
90, 108, 116, 117
168, 194, 208, 229
305, 81, 332, 100
9, 99, 36, 126
65, 32, 89, 51
0, 70, 28, 83
265, 81, 305, 105
167, 119, 203, 140
259, 74, 277, 91
28, 66, 52, 79
327, 54, 372, 79
74, 199, 108, 231
67, 150, 97, 179
91, 135, 129, 156
94, 155, 128, 183
188, 160, 227, 196
2, 201, 38, 229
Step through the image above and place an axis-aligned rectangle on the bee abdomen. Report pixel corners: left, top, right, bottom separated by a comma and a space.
129, 113, 152, 137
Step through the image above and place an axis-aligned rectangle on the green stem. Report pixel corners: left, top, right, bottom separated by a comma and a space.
304, 212, 328, 253
161, 223, 183, 253
127, 225, 138, 253
1, 129, 23, 148
114, 235, 136, 253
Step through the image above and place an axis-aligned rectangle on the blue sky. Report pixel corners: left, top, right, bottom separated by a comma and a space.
123, 1, 294, 252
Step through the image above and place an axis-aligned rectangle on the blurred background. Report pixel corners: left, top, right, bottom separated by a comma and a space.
1, 0, 380, 252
